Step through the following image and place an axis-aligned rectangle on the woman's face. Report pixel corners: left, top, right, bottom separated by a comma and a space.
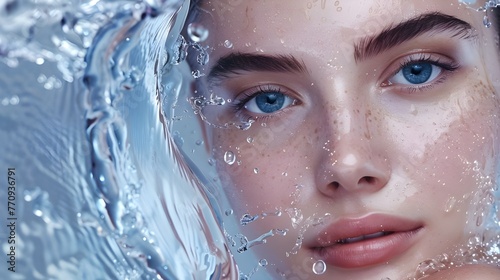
193, 0, 500, 278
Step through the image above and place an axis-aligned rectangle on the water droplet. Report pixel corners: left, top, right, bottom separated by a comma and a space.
225, 209, 233, 216
224, 151, 236, 165
286, 208, 303, 228
416, 259, 443, 277
195, 140, 204, 146
224, 39, 233, 48
246, 137, 254, 143
253, 168, 259, 174
444, 196, 456, 213
484, 15, 492, 28
259, 259, 268, 267
312, 260, 326, 275
191, 70, 204, 78
240, 213, 259, 225
476, 215, 483, 226
236, 120, 254, 130
282, 172, 288, 177
208, 158, 216, 166
187, 23, 209, 42
173, 130, 184, 148
197, 48, 210, 65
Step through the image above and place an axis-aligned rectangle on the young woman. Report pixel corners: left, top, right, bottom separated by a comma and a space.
185, 0, 500, 278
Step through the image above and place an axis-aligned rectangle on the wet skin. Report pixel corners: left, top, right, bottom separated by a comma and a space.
191, 0, 500, 279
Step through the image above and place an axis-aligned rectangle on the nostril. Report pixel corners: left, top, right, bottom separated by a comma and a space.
360, 176, 376, 185
329, 181, 340, 189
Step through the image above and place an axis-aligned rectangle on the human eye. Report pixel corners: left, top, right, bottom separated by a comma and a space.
384, 54, 460, 92
233, 85, 297, 117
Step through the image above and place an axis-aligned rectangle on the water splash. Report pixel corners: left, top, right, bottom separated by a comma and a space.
236, 229, 288, 253
1, 0, 239, 279
460, 0, 500, 27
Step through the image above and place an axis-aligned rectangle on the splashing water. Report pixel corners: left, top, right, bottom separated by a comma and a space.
460, 0, 500, 27
0, 0, 239, 279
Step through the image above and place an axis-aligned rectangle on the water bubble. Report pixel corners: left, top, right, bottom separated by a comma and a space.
195, 140, 204, 146
253, 168, 259, 174
208, 158, 216, 166
187, 23, 209, 42
224, 151, 236, 165
225, 209, 233, 216
312, 260, 326, 275
258, 259, 268, 267
223, 39, 233, 48
246, 137, 254, 143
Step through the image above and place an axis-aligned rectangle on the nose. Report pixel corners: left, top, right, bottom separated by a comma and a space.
315, 108, 391, 197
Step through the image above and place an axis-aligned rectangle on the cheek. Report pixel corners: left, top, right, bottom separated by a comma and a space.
398, 83, 500, 218
213, 125, 319, 221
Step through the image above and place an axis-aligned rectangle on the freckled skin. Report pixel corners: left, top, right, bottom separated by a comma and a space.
192, 0, 500, 279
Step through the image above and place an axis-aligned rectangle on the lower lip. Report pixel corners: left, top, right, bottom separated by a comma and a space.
313, 228, 423, 268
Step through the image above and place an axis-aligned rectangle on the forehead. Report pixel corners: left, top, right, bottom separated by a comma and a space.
198, 0, 477, 34
195, 1, 481, 62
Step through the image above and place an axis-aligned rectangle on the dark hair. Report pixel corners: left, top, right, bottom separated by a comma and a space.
493, 8, 500, 38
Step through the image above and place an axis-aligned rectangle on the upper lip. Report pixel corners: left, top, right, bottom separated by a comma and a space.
309, 213, 423, 248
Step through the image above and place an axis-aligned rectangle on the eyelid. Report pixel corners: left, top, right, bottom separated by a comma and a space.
380, 52, 460, 91
232, 84, 298, 111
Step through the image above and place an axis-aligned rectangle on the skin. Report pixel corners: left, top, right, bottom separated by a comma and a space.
189, 0, 500, 279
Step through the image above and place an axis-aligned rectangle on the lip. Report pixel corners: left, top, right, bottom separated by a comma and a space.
310, 213, 423, 269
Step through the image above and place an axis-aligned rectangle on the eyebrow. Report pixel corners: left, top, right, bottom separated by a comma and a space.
207, 52, 308, 83
354, 12, 475, 62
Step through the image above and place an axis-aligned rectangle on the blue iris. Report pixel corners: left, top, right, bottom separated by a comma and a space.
254, 92, 285, 113
401, 62, 433, 84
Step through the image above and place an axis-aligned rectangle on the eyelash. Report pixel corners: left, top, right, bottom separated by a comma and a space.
228, 54, 460, 120
231, 84, 295, 120
386, 53, 460, 93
